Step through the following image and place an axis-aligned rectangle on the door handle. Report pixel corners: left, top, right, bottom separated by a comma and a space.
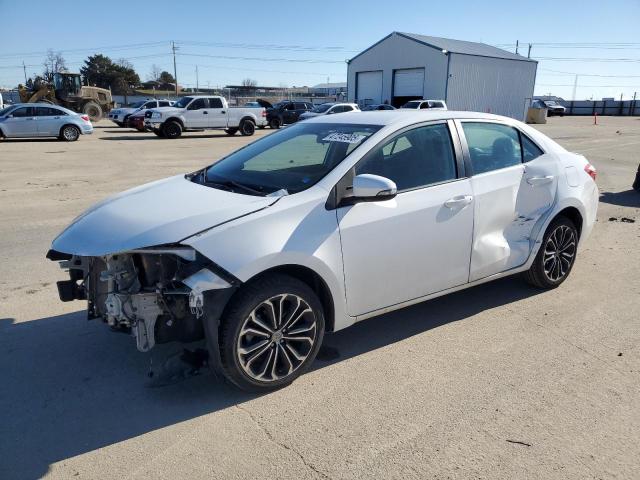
527, 175, 553, 186
54, 116, 60, 119
203, 111, 208, 114
220, 110, 226, 114
444, 195, 473, 208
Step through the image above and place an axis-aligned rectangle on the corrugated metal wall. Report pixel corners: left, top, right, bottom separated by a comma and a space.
347, 33, 448, 104
446, 55, 537, 120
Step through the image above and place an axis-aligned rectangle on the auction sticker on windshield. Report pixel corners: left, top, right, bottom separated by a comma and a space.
322, 132, 367, 144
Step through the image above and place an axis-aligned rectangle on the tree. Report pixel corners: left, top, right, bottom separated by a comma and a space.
159, 71, 175, 84
117, 58, 134, 70
148, 64, 162, 82
242, 78, 258, 87
43, 50, 67, 82
80, 54, 140, 94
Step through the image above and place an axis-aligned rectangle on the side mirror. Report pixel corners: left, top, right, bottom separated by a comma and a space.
352, 174, 397, 201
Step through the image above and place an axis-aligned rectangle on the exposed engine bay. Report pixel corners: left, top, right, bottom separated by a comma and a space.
48, 247, 235, 352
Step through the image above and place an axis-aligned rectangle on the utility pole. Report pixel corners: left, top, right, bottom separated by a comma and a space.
195, 65, 199, 93
515, 40, 519, 55
22, 61, 27, 83
527, 43, 532, 58
171, 41, 179, 97
572, 74, 579, 101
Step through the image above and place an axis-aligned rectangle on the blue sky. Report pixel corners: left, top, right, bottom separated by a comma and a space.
1, 0, 639, 99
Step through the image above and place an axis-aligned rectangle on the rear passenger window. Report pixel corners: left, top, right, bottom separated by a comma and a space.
462, 122, 522, 174
520, 133, 544, 162
209, 98, 223, 108
356, 123, 457, 192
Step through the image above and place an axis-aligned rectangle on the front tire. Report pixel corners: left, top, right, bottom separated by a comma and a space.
59, 125, 80, 142
240, 119, 255, 136
218, 274, 325, 392
161, 120, 182, 139
523, 216, 578, 289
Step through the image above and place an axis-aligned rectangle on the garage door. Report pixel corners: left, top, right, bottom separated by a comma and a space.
356, 71, 383, 105
393, 68, 425, 97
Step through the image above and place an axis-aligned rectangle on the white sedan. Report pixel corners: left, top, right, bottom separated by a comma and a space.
48, 110, 598, 391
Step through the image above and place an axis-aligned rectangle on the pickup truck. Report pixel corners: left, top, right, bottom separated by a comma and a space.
144, 95, 267, 138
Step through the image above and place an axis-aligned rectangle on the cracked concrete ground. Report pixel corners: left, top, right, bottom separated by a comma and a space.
0, 117, 638, 479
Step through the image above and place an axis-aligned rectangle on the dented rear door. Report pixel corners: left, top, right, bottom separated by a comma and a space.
457, 120, 557, 282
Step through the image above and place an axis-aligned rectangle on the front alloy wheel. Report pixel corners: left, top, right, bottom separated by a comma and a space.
237, 294, 317, 382
218, 274, 324, 391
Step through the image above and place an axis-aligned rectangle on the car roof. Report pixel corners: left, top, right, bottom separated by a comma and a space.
303, 110, 516, 127
8, 103, 76, 114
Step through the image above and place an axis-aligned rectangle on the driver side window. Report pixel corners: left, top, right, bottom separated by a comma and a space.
356, 123, 457, 192
188, 99, 207, 110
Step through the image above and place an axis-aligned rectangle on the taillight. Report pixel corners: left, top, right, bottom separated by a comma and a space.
584, 163, 597, 181
261, 110, 267, 117
81, 115, 90, 122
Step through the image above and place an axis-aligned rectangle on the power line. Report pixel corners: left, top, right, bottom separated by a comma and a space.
538, 68, 640, 78
177, 52, 345, 64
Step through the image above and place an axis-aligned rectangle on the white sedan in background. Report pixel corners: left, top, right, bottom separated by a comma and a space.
299, 102, 360, 120
47, 110, 598, 391
0, 103, 92, 141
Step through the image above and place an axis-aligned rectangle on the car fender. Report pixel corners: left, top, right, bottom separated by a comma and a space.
164, 116, 185, 128
182, 189, 353, 332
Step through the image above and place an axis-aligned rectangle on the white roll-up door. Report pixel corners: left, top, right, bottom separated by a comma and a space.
356, 71, 383, 105
393, 68, 425, 97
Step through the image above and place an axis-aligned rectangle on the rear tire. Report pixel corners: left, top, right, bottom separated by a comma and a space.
224, 128, 238, 135
240, 119, 255, 136
217, 274, 325, 392
523, 216, 578, 289
269, 118, 281, 129
59, 125, 80, 142
83, 101, 103, 122
161, 120, 182, 139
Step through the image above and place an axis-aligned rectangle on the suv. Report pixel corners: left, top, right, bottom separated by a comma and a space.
401, 99, 447, 110
109, 99, 173, 127
266, 101, 313, 129
543, 100, 566, 117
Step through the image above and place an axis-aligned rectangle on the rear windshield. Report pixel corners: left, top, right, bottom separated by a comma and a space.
312, 104, 333, 113
401, 101, 421, 109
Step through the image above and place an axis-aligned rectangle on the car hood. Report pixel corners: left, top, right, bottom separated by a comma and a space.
148, 106, 183, 116
112, 107, 137, 115
299, 112, 321, 119
52, 175, 278, 256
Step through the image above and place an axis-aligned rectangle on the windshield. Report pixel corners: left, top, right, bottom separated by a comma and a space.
129, 101, 145, 108
401, 101, 421, 109
173, 96, 193, 108
198, 122, 381, 195
0, 106, 16, 117
311, 104, 333, 113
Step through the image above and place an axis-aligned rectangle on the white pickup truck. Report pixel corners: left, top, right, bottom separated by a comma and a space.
144, 95, 267, 138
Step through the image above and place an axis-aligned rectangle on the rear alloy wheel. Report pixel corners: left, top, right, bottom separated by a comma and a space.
269, 118, 281, 129
162, 120, 182, 139
523, 216, 578, 288
60, 125, 80, 142
224, 128, 238, 135
240, 119, 256, 136
218, 274, 324, 391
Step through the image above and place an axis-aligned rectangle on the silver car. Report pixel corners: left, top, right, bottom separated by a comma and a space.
0, 103, 93, 141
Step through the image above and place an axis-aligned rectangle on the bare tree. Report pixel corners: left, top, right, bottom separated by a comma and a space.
43, 49, 67, 82
241, 78, 258, 87
147, 64, 162, 82
117, 58, 134, 70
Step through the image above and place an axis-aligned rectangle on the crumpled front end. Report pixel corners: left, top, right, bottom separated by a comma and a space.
47, 247, 238, 352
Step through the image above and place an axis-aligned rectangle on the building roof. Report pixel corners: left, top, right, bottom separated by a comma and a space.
350, 31, 536, 63
311, 82, 347, 89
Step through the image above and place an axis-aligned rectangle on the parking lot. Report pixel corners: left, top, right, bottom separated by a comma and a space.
0, 116, 638, 479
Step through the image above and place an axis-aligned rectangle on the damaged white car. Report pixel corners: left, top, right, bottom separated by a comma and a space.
48, 111, 598, 391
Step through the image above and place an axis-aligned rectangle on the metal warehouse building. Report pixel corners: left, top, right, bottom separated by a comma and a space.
347, 32, 537, 120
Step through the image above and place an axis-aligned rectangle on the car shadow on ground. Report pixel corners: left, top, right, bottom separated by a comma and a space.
0, 276, 542, 479
0, 138, 66, 143
99, 133, 243, 141
600, 189, 640, 208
